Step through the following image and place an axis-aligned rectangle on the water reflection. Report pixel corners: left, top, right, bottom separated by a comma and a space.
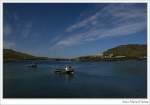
54, 72, 74, 80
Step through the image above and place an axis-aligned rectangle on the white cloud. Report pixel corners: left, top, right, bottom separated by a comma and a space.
50, 4, 147, 50
4, 13, 33, 39
65, 10, 100, 32
65, 4, 146, 32
3, 41, 15, 49
3, 13, 20, 36
84, 21, 147, 41
51, 21, 146, 49
21, 22, 33, 38
4, 23, 12, 36
14, 13, 19, 21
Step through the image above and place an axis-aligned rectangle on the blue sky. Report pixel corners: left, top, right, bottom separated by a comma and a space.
3, 3, 147, 58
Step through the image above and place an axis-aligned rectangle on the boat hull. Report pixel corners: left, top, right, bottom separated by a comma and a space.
27, 64, 37, 68
55, 69, 74, 74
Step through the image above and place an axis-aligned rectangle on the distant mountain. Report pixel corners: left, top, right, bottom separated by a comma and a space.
73, 55, 102, 61
73, 44, 147, 61
3, 49, 48, 61
4, 44, 147, 62
103, 44, 147, 58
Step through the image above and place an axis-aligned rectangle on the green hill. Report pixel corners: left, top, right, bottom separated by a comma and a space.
73, 55, 102, 61
4, 44, 147, 62
103, 44, 147, 58
3, 49, 48, 61
73, 44, 147, 61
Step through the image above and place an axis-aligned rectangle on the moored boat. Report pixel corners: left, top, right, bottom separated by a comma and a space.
54, 66, 74, 74
27, 63, 37, 68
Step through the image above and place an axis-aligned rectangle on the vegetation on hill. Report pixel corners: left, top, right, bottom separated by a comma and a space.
3, 44, 147, 62
72, 55, 102, 61
73, 44, 147, 61
103, 44, 147, 58
3, 49, 48, 61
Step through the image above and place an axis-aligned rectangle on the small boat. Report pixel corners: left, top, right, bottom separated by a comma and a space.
54, 66, 74, 74
55, 69, 74, 74
28, 64, 37, 68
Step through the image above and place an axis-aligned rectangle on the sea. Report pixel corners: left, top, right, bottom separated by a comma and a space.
3, 60, 147, 98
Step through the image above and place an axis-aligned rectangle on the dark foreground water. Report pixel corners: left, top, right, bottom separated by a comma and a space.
3, 60, 147, 98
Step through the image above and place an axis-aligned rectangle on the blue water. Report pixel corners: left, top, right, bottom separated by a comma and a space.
3, 60, 147, 98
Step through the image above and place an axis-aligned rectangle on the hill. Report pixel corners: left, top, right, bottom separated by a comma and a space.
73, 44, 147, 61
103, 44, 147, 59
4, 44, 147, 62
72, 55, 102, 61
3, 49, 48, 61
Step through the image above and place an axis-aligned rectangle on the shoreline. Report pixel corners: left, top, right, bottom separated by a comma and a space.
3, 58, 147, 63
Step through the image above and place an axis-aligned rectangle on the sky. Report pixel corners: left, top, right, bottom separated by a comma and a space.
3, 3, 147, 58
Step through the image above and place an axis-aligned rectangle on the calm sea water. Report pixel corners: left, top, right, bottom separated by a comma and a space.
3, 60, 147, 98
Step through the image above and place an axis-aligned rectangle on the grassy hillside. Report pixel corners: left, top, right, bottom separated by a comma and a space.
73, 55, 102, 61
103, 44, 147, 58
3, 49, 48, 61
74, 44, 147, 61
3, 44, 147, 62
